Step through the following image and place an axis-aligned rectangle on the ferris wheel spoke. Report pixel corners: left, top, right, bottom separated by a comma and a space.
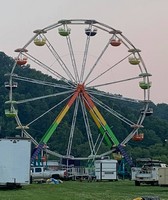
64, 27, 79, 82
12, 74, 74, 90
44, 36, 77, 83
16, 90, 74, 104
80, 95, 96, 156
87, 89, 142, 103
66, 96, 80, 157
23, 52, 73, 86
80, 24, 93, 83
84, 36, 113, 83
93, 132, 106, 159
90, 94, 135, 126
90, 75, 142, 88
27, 93, 72, 127
82, 95, 110, 155
86, 53, 132, 86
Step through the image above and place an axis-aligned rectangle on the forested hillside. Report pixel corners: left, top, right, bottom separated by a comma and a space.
1, 51, 168, 163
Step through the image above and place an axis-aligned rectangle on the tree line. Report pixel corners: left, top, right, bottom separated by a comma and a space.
0, 51, 168, 163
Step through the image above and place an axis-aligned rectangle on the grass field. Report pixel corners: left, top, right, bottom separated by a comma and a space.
0, 180, 167, 200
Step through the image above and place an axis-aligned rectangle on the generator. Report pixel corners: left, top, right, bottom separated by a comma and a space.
95, 159, 117, 180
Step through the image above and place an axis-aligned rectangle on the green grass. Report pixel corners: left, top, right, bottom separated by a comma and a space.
0, 180, 168, 200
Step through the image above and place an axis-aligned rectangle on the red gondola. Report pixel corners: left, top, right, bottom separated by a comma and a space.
110, 39, 121, 47
15, 57, 27, 65
132, 133, 144, 141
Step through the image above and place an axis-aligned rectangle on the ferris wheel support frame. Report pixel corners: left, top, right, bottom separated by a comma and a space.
30, 84, 134, 165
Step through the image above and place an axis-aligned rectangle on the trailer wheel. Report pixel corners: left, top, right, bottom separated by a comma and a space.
135, 180, 140, 186
52, 174, 60, 179
30, 176, 33, 184
151, 181, 158, 186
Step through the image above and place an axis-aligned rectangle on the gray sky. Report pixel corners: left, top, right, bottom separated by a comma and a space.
1, 0, 168, 104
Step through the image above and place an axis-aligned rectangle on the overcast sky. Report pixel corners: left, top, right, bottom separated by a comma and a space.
0, 0, 168, 104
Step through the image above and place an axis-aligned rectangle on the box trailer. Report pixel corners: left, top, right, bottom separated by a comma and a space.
0, 138, 31, 188
95, 159, 117, 181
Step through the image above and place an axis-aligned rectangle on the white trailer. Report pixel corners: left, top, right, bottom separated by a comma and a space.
0, 138, 31, 188
95, 159, 117, 181
158, 167, 168, 186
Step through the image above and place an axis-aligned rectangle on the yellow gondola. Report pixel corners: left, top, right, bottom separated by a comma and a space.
34, 38, 46, 46
129, 57, 140, 65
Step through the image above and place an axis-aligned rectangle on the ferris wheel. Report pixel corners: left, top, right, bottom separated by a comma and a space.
5, 19, 152, 164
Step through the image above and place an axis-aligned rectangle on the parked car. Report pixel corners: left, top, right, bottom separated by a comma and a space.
31, 166, 67, 182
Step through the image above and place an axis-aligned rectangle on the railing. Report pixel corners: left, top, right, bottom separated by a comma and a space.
61, 166, 95, 179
